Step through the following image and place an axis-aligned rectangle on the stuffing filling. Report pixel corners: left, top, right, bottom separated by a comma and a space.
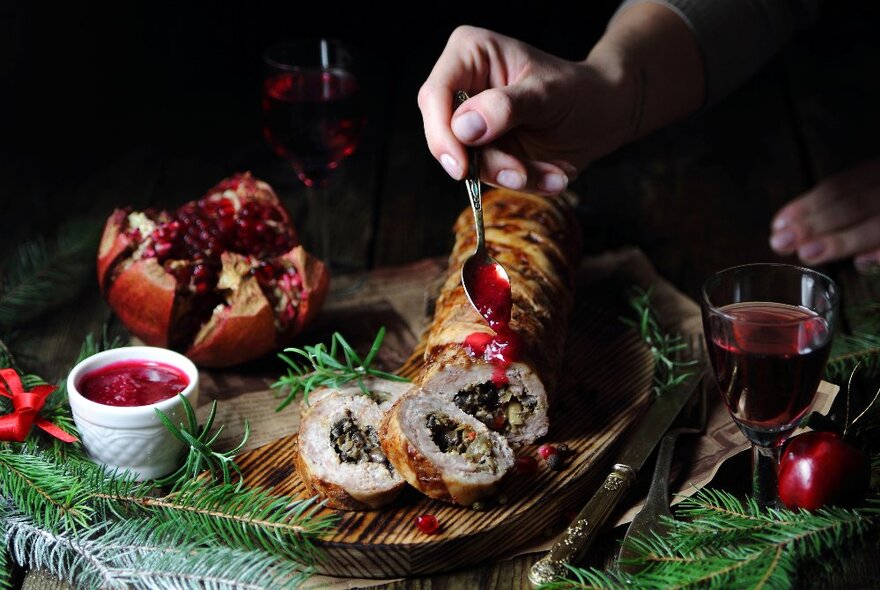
330, 411, 391, 471
425, 412, 497, 473
453, 382, 537, 434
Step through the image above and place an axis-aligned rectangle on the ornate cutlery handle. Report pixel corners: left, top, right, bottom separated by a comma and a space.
529, 463, 636, 586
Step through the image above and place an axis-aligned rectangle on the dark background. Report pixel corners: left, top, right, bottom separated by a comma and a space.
0, 1, 613, 223
1, 0, 879, 291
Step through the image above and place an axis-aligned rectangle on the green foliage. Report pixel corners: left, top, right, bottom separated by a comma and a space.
5, 513, 312, 590
826, 332, 880, 382
133, 480, 337, 564
0, 447, 94, 530
622, 287, 698, 397
273, 326, 409, 410
0, 217, 101, 335
153, 395, 250, 488
539, 489, 880, 590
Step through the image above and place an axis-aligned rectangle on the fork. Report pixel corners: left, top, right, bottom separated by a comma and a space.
618, 337, 708, 572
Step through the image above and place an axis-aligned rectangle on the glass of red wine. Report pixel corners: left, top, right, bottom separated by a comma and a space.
261, 39, 365, 267
701, 263, 839, 508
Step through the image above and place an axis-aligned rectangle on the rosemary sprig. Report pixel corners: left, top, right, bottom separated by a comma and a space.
153, 395, 250, 488
622, 287, 697, 397
272, 326, 409, 411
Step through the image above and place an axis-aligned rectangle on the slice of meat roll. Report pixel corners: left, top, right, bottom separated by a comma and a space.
380, 388, 515, 507
417, 189, 581, 446
296, 388, 407, 511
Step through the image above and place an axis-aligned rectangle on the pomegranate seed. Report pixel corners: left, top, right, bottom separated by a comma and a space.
254, 263, 275, 283
538, 445, 558, 460
415, 514, 439, 535
493, 413, 506, 430
515, 456, 538, 476
154, 241, 172, 260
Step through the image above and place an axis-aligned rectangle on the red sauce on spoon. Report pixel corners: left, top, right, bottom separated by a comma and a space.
79, 360, 189, 407
463, 262, 520, 385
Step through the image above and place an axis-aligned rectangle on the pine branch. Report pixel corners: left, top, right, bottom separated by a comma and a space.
543, 490, 880, 590
98, 479, 337, 564
0, 217, 102, 334
5, 513, 311, 590
272, 326, 409, 411
0, 447, 94, 530
826, 332, 880, 382
0, 517, 10, 590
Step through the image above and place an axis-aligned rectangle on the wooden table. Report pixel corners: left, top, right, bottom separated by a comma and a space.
4, 1, 880, 588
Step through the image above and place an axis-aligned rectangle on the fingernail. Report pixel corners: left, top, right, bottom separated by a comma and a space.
772, 216, 792, 231
799, 241, 826, 260
452, 111, 487, 142
770, 230, 796, 252
497, 169, 526, 190
439, 153, 462, 179
538, 173, 568, 193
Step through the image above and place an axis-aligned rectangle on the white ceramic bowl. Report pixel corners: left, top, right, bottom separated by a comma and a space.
67, 346, 200, 481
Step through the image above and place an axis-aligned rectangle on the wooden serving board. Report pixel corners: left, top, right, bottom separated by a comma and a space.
235, 290, 655, 578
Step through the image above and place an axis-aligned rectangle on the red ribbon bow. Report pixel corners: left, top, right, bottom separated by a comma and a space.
0, 368, 78, 443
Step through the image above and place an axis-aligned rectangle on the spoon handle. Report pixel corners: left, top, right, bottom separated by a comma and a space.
454, 90, 485, 253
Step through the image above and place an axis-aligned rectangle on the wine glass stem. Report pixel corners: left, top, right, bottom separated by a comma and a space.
752, 443, 782, 509
306, 186, 332, 264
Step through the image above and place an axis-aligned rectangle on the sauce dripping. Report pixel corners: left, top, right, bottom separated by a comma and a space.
463, 262, 520, 385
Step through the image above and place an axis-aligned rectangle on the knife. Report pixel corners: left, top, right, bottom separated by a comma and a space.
528, 355, 707, 586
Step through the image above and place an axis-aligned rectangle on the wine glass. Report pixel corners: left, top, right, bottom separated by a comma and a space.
701, 263, 839, 508
261, 38, 365, 266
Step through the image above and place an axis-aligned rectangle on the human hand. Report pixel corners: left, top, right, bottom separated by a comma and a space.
770, 158, 880, 271
417, 26, 631, 195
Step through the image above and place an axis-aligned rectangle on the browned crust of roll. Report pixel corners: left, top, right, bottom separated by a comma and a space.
379, 404, 454, 504
423, 188, 581, 397
379, 395, 510, 506
293, 438, 404, 511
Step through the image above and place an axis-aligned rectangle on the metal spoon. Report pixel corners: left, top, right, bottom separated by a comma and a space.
454, 90, 512, 326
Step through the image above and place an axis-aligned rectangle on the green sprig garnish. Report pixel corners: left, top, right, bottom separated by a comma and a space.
153, 395, 250, 488
622, 287, 697, 397
272, 327, 409, 411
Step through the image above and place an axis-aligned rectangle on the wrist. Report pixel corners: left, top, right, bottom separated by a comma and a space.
580, 42, 641, 155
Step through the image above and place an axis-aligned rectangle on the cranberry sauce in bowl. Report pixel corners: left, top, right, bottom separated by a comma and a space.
78, 360, 190, 407
66, 346, 200, 481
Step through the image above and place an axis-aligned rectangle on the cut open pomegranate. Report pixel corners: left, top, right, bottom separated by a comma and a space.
97, 172, 330, 367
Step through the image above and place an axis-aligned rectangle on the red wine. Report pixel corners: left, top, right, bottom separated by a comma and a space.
707, 302, 831, 431
79, 360, 189, 407
261, 70, 364, 186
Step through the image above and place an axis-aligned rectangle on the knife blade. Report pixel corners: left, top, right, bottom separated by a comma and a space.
528, 355, 707, 586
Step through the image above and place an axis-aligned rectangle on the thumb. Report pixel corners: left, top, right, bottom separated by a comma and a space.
451, 85, 538, 146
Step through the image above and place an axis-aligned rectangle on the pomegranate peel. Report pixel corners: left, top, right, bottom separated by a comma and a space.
104, 258, 176, 348
97, 172, 329, 367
